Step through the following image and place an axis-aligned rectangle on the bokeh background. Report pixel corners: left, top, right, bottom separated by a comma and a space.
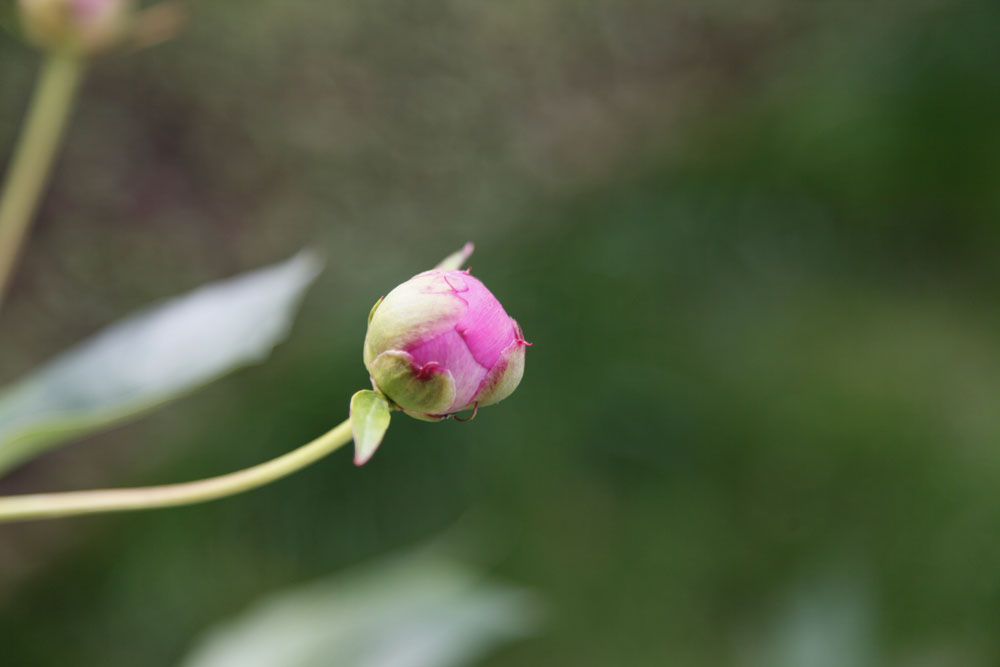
2, 1, 1000, 665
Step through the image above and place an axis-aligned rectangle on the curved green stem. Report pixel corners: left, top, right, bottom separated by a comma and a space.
0, 53, 84, 313
0, 418, 353, 523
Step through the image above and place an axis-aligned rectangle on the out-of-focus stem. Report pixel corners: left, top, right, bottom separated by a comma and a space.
0, 53, 83, 314
0, 419, 353, 523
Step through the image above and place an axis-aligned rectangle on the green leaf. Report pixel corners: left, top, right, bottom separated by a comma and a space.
179, 549, 541, 667
434, 242, 475, 271
350, 389, 391, 466
0, 251, 322, 475
740, 569, 875, 667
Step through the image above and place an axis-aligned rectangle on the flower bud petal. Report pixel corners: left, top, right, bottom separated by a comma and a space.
472, 321, 527, 408
363, 262, 527, 419
364, 273, 465, 359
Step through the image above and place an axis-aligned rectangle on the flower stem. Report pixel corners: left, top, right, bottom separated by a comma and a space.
0, 53, 84, 314
0, 418, 353, 523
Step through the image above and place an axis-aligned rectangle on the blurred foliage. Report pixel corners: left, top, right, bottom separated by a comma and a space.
0, 252, 318, 473
2, 1, 1000, 666
179, 547, 539, 667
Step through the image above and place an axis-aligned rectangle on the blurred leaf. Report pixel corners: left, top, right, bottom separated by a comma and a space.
435, 242, 475, 271
180, 549, 540, 667
130, 1, 189, 51
350, 389, 391, 466
0, 251, 322, 474
739, 568, 877, 667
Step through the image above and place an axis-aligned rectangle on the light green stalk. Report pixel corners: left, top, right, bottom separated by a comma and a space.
0, 53, 83, 313
0, 419, 353, 523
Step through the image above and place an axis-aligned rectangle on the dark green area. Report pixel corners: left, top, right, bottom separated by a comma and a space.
3, 1, 1000, 665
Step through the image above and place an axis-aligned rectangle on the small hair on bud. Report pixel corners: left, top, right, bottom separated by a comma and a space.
453, 402, 479, 422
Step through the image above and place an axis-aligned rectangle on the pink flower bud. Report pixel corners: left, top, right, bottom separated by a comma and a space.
363, 269, 528, 420
19, 0, 132, 56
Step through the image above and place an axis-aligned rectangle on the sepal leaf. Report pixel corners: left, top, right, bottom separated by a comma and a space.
350, 389, 392, 466
434, 242, 475, 271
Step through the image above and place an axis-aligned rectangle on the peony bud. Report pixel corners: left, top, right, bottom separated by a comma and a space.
18, 0, 132, 56
363, 269, 528, 420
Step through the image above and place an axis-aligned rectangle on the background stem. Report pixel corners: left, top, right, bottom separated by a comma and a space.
0, 418, 353, 522
0, 53, 83, 314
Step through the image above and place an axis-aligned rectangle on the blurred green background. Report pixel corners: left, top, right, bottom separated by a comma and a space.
3, 1, 1000, 665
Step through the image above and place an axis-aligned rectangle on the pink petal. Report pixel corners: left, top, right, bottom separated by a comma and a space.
407, 328, 488, 412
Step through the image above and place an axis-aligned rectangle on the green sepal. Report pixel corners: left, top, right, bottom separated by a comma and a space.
350, 390, 392, 466
367, 296, 384, 325
434, 242, 475, 271
363, 296, 385, 369
369, 350, 456, 416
